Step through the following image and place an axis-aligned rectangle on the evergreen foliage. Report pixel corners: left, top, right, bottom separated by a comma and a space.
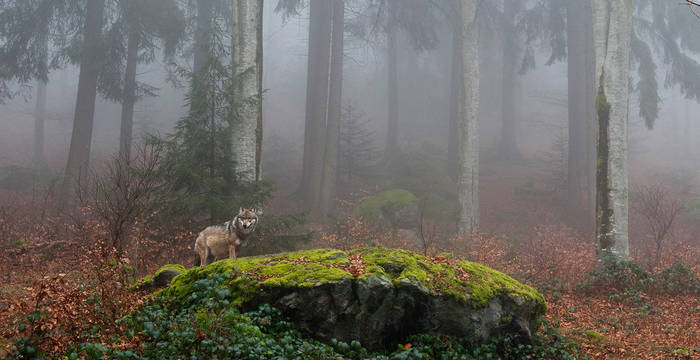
156, 15, 269, 224
339, 104, 380, 181
0, 0, 80, 100
97, 0, 186, 103
520, 0, 700, 129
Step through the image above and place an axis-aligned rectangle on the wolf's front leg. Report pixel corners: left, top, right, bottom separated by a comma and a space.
228, 243, 236, 259
199, 247, 209, 266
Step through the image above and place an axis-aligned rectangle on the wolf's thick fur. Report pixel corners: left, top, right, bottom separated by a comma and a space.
194, 208, 258, 266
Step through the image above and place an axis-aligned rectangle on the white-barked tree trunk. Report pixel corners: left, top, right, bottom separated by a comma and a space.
592, 0, 634, 259
457, 0, 479, 235
232, 0, 263, 182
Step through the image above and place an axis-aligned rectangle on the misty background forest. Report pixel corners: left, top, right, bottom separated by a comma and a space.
0, 0, 699, 359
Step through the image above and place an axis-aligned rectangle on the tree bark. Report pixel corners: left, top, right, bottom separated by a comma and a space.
498, 0, 521, 161
61, 0, 105, 201
585, 2, 597, 238
33, 27, 49, 166
255, 0, 263, 181
232, 0, 264, 182
193, 0, 214, 75
448, 20, 461, 182
592, 0, 633, 260
566, 0, 594, 229
300, 0, 332, 208
457, 0, 479, 235
120, 0, 140, 160
385, 0, 399, 162
33, 79, 47, 166
319, 0, 344, 217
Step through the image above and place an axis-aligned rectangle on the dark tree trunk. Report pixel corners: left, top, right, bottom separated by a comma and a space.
120, 2, 140, 160
300, 0, 332, 209
33, 79, 47, 165
584, 0, 596, 235
567, 0, 596, 234
61, 0, 105, 200
255, 0, 264, 181
498, 0, 521, 161
193, 0, 214, 75
320, 0, 344, 217
33, 28, 49, 166
448, 21, 461, 181
567, 0, 588, 221
385, 0, 399, 162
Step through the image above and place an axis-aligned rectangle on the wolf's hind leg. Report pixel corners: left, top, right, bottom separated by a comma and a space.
205, 247, 216, 264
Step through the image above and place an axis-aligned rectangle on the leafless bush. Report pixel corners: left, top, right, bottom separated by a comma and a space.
77, 142, 166, 258
631, 184, 684, 266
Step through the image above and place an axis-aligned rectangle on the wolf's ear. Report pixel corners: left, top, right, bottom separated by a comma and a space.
239, 207, 243, 213
254, 208, 263, 216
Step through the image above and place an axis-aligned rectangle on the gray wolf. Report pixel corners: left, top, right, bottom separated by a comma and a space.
194, 208, 259, 266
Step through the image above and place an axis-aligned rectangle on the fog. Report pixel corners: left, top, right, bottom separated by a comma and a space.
1, 1, 700, 357
1, 1, 699, 237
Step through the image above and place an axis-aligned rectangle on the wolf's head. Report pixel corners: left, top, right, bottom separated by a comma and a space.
234, 208, 259, 235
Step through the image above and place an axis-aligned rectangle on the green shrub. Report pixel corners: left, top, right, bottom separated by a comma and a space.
354, 189, 417, 220
579, 255, 699, 301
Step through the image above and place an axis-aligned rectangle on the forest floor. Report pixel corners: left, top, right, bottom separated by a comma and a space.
0, 157, 699, 359
546, 292, 699, 359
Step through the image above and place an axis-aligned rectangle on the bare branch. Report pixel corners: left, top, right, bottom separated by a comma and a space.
686, 0, 700, 18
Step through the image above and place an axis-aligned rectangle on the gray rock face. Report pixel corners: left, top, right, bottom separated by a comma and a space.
249, 274, 543, 350
161, 248, 546, 351
152, 269, 182, 288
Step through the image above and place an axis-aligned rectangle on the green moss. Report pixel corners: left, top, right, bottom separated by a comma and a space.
354, 189, 417, 220
671, 348, 695, 356
130, 264, 187, 290
584, 330, 605, 341
158, 248, 546, 311
155, 264, 186, 277
129, 275, 154, 290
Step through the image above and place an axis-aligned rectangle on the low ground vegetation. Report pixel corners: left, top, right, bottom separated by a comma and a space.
0, 156, 698, 359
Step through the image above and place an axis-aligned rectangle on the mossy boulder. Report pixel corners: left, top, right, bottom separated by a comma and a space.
160, 248, 546, 350
354, 189, 419, 229
131, 264, 186, 291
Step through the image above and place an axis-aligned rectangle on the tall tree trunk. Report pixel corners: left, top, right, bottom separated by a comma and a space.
33, 28, 49, 166
385, 0, 399, 162
120, 1, 140, 160
685, 99, 696, 166
448, 21, 461, 182
33, 79, 47, 165
457, 0, 479, 235
300, 0, 332, 208
61, 0, 105, 200
498, 0, 521, 161
592, 0, 633, 260
319, 0, 344, 217
193, 0, 214, 75
232, 0, 264, 182
255, 0, 264, 181
585, 3, 597, 237
566, 0, 594, 228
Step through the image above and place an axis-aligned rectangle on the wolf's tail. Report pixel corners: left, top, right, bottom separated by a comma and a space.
193, 252, 201, 267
